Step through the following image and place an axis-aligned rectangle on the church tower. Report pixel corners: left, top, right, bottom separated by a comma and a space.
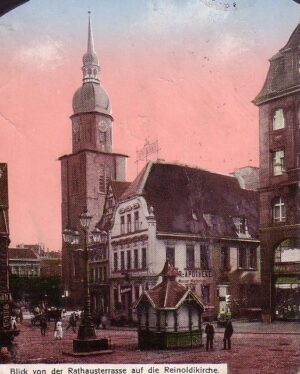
254, 24, 300, 320
60, 14, 127, 306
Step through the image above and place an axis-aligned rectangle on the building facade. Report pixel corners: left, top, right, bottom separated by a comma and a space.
60, 15, 127, 307
108, 161, 261, 322
254, 24, 300, 320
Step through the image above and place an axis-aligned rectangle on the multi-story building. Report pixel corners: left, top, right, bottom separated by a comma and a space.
254, 23, 300, 320
89, 180, 131, 314
108, 161, 261, 322
59, 15, 127, 306
8, 247, 40, 277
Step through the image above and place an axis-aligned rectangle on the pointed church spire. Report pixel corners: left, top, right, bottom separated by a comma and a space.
87, 11, 95, 54
82, 11, 100, 84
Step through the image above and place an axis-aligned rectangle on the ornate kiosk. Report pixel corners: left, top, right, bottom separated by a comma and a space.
134, 261, 204, 349
0, 164, 19, 356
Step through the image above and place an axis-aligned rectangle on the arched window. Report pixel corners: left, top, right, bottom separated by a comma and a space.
274, 239, 300, 263
273, 109, 285, 130
272, 197, 286, 222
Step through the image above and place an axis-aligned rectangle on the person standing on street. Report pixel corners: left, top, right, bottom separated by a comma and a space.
223, 320, 233, 350
40, 316, 48, 336
66, 312, 77, 333
205, 322, 215, 351
54, 320, 63, 340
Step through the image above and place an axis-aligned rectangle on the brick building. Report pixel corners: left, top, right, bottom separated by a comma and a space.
108, 161, 260, 322
60, 15, 127, 306
254, 24, 300, 320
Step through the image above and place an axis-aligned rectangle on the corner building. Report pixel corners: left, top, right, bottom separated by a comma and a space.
254, 24, 300, 320
60, 15, 127, 306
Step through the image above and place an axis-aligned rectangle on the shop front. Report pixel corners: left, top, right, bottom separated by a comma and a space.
273, 239, 300, 320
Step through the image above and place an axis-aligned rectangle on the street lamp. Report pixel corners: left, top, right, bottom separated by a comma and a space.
62, 208, 109, 353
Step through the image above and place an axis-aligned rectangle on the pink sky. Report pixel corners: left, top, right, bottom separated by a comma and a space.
0, 0, 299, 250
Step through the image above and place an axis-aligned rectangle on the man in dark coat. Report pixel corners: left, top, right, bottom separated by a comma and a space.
40, 316, 48, 336
205, 322, 215, 351
223, 320, 233, 350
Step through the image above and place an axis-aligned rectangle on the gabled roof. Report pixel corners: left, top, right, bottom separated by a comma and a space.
134, 261, 205, 310
120, 162, 151, 201
9, 247, 39, 260
254, 23, 300, 105
121, 161, 259, 239
0, 0, 29, 17
110, 181, 131, 200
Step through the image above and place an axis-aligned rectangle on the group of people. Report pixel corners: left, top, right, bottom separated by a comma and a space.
205, 320, 234, 351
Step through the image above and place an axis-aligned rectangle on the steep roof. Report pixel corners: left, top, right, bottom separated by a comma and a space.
9, 247, 39, 260
254, 23, 300, 105
110, 181, 131, 200
134, 261, 205, 310
122, 161, 259, 239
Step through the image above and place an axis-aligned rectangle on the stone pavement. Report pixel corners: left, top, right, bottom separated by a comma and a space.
0, 320, 299, 374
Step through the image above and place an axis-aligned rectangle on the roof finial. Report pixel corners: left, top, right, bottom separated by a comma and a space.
82, 11, 100, 83
87, 11, 95, 54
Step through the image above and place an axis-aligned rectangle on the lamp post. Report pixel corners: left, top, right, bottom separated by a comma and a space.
62, 208, 109, 353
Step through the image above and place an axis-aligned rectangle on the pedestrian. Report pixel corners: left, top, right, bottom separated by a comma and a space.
10, 316, 17, 330
205, 322, 215, 351
223, 320, 233, 350
66, 313, 77, 333
40, 316, 48, 336
101, 314, 107, 329
54, 320, 63, 340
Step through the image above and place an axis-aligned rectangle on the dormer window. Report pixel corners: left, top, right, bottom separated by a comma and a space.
233, 217, 247, 235
273, 109, 285, 130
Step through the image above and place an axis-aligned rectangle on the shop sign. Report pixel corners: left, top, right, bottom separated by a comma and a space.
0, 292, 10, 302
120, 287, 131, 294
274, 263, 300, 274
0, 302, 11, 329
179, 269, 212, 278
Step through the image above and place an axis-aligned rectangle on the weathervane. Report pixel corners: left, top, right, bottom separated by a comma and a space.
135, 138, 160, 175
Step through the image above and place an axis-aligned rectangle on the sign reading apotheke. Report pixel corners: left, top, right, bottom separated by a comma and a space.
179, 269, 213, 278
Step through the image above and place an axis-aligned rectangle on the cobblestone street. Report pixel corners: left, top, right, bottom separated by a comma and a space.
1, 320, 299, 374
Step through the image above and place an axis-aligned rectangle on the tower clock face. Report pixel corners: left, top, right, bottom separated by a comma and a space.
98, 119, 108, 132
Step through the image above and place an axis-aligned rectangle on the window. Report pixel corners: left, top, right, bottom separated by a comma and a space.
186, 245, 195, 269
220, 247, 230, 270
121, 216, 125, 234
99, 165, 105, 193
99, 131, 106, 144
273, 197, 286, 222
238, 247, 247, 269
135, 285, 140, 300
121, 252, 125, 270
99, 164, 111, 193
272, 150, 285, 176
166, 246, 175, 266
105, 165, 111, 192
127, 251, 131, 270
134, 249, 138, 269
233, 217, 247, 235
72, 167, 79, 194
134, 211, 139, 231
103, 267, 107, 282
202, 285, 210, 303
142, 248, 147, 268
113, 252, 118, 271
200, 245, 210, 270
273, 109, 285, 130
127, 214, 132, 233
249, 248, 257, 269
